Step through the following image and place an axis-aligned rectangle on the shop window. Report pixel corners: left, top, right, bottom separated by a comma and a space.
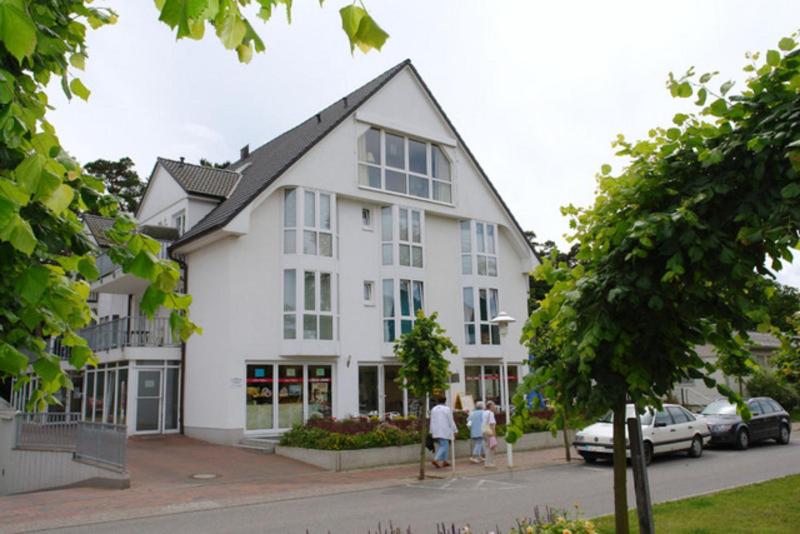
308, 365, 332, 419
358, 364, 408, 418
246, 364, 274, 431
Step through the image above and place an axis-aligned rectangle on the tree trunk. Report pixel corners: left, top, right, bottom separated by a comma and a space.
561, 408, 571, 462
419, 405, 427, 481
613, 398, 630, 534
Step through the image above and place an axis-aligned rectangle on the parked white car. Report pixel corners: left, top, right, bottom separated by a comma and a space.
573, 403, 710, 465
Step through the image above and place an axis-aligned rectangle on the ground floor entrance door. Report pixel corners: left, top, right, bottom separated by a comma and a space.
135, 366, 180, 434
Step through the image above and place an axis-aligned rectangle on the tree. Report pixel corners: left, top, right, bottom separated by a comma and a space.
394, 311, 457, 481
199, 158, 231, 169
84, 158, 145, 214
514, 35, 800, 533
0, 1, 387, 405
524, 231, 579, 313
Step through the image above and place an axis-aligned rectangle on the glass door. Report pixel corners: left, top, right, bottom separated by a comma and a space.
136, 369, 162, 433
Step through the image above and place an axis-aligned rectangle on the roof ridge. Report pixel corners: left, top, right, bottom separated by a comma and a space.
229, 59, 411, 169
158, 157, 239, 175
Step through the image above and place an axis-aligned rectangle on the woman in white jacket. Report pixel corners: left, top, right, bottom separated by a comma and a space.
429, 397, 457, 468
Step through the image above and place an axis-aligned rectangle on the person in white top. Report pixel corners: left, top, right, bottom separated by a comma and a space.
429, 397, 457, 468
483, 400, 498, 468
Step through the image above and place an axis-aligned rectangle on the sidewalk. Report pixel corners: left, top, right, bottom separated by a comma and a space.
0, 436, 569, 533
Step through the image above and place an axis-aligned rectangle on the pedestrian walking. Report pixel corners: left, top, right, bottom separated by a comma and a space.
429, 396, 457, 468
483, 400, 498, 468
466, 401, 486, 463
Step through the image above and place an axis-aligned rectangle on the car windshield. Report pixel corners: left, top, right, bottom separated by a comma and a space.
701, 400, 737, 415
598, 406, 654, 426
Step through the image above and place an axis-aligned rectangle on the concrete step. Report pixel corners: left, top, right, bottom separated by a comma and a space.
236, 437, 280, 453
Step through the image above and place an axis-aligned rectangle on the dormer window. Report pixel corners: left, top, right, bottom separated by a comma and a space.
358, 127, 452, 204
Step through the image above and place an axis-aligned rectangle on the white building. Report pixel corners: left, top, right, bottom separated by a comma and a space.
13, 60, 539, 444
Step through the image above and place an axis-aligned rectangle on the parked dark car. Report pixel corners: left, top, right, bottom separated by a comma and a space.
700, 397, 791, 450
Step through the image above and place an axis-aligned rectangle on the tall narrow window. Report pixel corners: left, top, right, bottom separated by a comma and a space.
283, 269, 296, 339
381, 206, 393, 265
357, 127, 452, 204
460, 221, 472, 275
464, 287, 500, 345
382, 279, 395, 342
172, 210, 186, 236
284, 189, 296, 254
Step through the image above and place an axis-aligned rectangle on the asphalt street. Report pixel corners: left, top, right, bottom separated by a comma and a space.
51, 440, 800, 534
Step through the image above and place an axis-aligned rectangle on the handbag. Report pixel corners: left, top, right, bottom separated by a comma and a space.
481, 422, 493, 437
425, 433, 435, 452
488, 436, 498, 449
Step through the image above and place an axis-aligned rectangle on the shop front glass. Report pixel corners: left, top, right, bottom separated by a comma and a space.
359, 366, 379, 416
384, 365, 403, 416
308, 365, 332, 418
246, 364, 274, 431
278, 365, 304, 428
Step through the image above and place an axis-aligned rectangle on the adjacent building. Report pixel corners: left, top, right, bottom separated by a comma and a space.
11, 60, 539, 444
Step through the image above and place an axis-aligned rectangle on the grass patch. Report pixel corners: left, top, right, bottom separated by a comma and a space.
592, 474, 800, 533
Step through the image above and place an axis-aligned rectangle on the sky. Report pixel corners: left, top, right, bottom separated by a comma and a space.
47, 1, 800, 285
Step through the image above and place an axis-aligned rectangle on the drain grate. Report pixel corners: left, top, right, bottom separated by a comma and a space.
190, 473, 219, 480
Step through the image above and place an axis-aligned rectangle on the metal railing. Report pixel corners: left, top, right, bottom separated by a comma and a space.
15, 412, 82, 450
75, 421, 127, 470
54, 316, 178, 359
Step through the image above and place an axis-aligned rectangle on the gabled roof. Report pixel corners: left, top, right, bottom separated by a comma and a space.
171, 59, 537, 260
172, 60, 411, 248
157, 158, 240, 199
83, 213, 115, 248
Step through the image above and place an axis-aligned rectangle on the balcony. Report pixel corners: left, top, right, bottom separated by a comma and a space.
92, 235, 176, 294
55, 316, 179, 361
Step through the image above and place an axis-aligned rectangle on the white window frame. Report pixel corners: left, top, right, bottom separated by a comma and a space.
363, 280, 375, 306
282, 187, 336, 258
460, 220, 498, 277
283, 269, 336, 341
357, 127, 453, 205
357, 363, 414, 418
463, 287, 500, 345
381, 205, 424, 268
382, 278, 424, 343
172, 210, 186, 236
361, 207, 373, 230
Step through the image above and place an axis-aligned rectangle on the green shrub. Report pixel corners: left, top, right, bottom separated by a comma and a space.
279, 421, 420, 450
746, 369, 800, 411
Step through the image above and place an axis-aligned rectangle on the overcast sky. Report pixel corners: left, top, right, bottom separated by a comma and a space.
48, 1, 800, 285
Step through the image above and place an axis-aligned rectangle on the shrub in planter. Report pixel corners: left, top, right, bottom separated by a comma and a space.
279, 419, 420, 450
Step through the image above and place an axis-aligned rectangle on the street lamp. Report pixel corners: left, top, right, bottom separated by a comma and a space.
489, 311, 516, 468
490, 311, 516, 335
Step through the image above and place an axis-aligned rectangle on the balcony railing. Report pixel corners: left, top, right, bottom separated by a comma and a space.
54, 316, 178, 360
16, 412, 82, 450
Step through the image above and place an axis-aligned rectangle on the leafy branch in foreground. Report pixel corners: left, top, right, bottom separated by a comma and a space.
512, 33, 800, 533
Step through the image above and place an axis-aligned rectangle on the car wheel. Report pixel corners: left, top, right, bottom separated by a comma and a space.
777, 424, 791, 445
644, 442, 654, 466
688, 436, 703, 458
735, 428, 750, 450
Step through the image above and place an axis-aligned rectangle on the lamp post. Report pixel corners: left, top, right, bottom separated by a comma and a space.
490, 311, 516, 469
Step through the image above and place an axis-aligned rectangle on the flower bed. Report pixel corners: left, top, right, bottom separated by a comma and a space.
280, 410, 555, 451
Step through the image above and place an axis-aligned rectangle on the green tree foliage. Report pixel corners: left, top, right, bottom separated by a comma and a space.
199, 158, 231, 169
524, 231, 579, 313
84, 157, 145, 214
0, 0, 387, 407
154, 0, 389, 62
513, 35, 800, 533
394, 311, 457, 480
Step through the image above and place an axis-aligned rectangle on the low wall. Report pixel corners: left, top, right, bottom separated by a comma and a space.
0, 409, 129, 496
275, 430, 575, 472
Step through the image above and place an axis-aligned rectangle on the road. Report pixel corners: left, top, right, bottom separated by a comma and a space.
51, 441, 800, 534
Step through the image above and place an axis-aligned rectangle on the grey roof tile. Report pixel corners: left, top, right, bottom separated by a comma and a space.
83, 213, 115, 248
158, 158, 240, 199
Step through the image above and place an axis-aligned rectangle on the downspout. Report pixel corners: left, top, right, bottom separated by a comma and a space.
172, 254, 188, 436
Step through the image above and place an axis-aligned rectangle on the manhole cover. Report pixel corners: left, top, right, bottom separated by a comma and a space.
190, 473, 219, 480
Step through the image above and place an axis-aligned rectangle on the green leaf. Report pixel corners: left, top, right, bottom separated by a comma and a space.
677, 82, 692, 98
15, 155, 44, 194
0, 178, 30, 206
77, 257, 99, 280
43, 184, 75, 214
16, 265, 49, 304
126, 251, 158, 279
0, 342, 28, 375
339, 4, 365, 53
69, 78, 91, 101
69, 53, 86, 70
0, 213, 36, 255
781, 183, 800, 199
354, 13, 389, 53
720, 80, 734, 96
694, 87, 707, 106
709, 98, 728, 117
0, 0, 37, 62
140, 285, 166, 316
600, 164, 611, 175
68, 345, 94, 370
218, 10, 247, 49
33, 355, 62, 382
778, 37, 796, 52
766, 50, 780, 66
236, 42, 253, 63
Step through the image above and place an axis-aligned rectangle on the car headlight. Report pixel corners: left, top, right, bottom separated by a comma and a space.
711, 424, 733, 432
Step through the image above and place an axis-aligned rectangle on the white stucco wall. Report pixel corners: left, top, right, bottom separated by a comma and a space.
180, 66, 537, 444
